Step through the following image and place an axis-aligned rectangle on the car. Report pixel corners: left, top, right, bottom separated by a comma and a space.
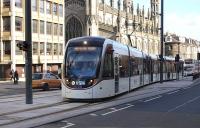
32, 72, 61, 91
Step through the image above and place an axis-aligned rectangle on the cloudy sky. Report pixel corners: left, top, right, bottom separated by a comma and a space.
134, 0, 200, 40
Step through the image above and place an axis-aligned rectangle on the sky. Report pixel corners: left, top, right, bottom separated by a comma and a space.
134, 0, 200, 41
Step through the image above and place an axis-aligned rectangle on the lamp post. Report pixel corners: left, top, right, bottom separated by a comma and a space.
116, 0, 121, 42
197, 52, 200, 75
175, 42, 180, 80
197, 43, 200, 75
25, 0, 33, 104
160, 0, 164, 83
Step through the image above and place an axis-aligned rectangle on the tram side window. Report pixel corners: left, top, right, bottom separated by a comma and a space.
147, 59, 151, 74
138, 58, 143, 75
169, 62, 173, 73
119, 55, 129, 78
154, 61, 159, 74
165, 61, 168, 73
172, 62, 175, 73
163, 61, 166, 73
143, 59, 149, 74
130, 57, 139, 76
102, 52, 113, 78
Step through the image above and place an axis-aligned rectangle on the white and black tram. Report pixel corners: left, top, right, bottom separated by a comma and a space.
62, 36, 183, 99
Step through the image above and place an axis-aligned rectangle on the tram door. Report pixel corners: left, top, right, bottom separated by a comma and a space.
114, 53, 119, 93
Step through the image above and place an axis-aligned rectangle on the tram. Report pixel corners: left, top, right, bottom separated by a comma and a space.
62, 36, 183, 99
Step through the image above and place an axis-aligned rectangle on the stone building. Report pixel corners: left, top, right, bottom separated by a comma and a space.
65, 0, 161, 55
165, 33, 200, 60
0, 0, 65, 80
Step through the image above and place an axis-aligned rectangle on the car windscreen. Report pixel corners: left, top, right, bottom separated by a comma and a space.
32, 73, 43, 80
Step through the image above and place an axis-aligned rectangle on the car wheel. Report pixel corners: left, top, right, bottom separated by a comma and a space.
43, 83, 49, 91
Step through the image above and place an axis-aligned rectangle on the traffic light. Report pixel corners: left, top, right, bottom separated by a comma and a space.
16, 41, 29, 51
175, 54, 180, 62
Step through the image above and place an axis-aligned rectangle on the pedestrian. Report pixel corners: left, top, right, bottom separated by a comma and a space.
14, 70, 19, 84
10, 69, 14, 80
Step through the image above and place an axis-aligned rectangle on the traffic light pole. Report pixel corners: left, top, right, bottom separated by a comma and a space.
160, 0, 164, 83
25, 0, 33, 104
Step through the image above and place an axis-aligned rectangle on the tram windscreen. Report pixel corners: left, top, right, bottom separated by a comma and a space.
65, 46, 102, 78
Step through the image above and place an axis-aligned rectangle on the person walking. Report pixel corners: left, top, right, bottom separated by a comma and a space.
10, 69, 14, 80
14, 70, 19, 84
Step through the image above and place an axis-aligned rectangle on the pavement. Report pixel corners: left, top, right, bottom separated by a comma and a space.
0, 76, 198, 128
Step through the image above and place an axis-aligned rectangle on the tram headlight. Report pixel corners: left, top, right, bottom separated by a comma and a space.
64, 79, 68, 84
83, 41, 87, 45
64, 78, 71, 86
71, 81, 76, 85
88, 79, 96, 86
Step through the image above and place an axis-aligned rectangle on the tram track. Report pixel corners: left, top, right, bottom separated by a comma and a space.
0, 101, 65, 117
0, 89, 60, 99
0, 89, 107, 128
0, 91, 61, 103
0, 81, 181, 122
0, 100, 101, 128
0, 90, 167, 128
0, 78, 194, 128
0, 91, 63, 117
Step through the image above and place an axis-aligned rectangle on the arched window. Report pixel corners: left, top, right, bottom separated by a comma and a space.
66, 17, 82, 43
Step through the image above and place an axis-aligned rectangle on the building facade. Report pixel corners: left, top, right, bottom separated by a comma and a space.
65, 0, 161, 55
165, 33, 200, 60
0, 0, 65, 80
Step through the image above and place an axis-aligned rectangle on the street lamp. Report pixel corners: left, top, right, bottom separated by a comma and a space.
197, 52, 200, 74
175, 45, 180, 80
25, 0, 33, 104
196, 42, 200, 75
160, 0, 164, 83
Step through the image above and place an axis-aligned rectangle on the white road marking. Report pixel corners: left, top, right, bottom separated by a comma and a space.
167, 95, 200, 113
89, 113, 98, 116
61, 120, 68, 123
101, 104, 134, 116
143, 95, 162, 102
126, 104, 132, 106
110, 107, 117, 110
167, 90, 179, 95
60, 121, 75, 128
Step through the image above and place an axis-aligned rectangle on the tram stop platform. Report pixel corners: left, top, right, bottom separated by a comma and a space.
0, 76, 198, 128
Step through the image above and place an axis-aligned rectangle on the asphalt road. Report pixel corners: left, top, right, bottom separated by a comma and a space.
37, 83, 200, 128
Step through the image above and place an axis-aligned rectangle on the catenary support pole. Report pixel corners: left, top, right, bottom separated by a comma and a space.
25, 0, 33, 104
160, 0, 164, 83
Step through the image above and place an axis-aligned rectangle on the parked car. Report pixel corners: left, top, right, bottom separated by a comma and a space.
32, 72, 61, 91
